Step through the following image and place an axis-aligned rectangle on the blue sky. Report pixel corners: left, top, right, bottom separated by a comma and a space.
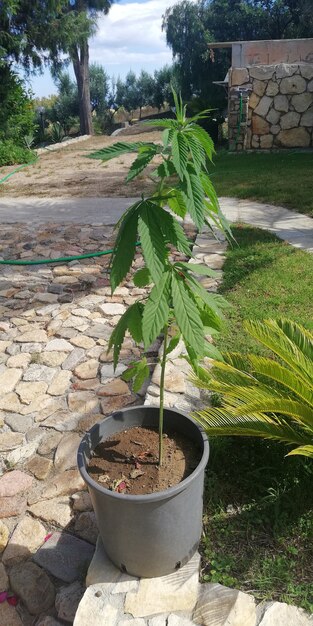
26, 0, 194, 98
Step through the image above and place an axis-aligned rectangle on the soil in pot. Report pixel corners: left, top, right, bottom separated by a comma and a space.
88, 426, 202, 495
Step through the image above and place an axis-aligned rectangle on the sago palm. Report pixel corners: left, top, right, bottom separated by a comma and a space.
193, 318, 313, 459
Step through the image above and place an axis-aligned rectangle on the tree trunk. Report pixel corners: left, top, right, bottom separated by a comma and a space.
72, 42, 93, 136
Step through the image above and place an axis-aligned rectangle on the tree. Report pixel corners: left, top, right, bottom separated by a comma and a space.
89, 63, 110, 113
152, 65, 177, 110
136, 70, 155, 118
163, 0, 313, 106
1, 0, 114, 135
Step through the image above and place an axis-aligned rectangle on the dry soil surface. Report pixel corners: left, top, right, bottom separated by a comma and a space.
0, 128, 162, 198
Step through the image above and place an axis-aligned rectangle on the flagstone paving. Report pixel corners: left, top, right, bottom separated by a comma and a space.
0, 203, 312, 624
0, 218, 197, 624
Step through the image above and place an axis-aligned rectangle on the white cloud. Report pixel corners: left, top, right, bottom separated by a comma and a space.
90, 0, 196, 74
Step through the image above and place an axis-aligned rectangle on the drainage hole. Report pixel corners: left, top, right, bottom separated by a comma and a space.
95, 590, 102, 598
175, 561, 181, 570
121, 563, 127, 573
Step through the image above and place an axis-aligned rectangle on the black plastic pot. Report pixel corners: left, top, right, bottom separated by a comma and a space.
77, 406, 209, 578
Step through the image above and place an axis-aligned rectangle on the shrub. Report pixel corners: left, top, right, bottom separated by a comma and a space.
0, 140, 36, 166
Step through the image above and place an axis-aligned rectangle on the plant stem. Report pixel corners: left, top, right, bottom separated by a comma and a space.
159, 324, 168, 467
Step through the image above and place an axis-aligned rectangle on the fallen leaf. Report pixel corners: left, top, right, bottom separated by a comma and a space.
44, 533, 53, 542
130, 469, 145, 479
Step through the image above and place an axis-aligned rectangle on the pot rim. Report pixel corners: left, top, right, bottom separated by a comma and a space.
77, 405, 209, 503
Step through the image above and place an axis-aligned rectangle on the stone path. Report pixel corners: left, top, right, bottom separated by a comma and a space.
0, 197, 312, 252
0, 200, 312, 625
0, 218, 196, 625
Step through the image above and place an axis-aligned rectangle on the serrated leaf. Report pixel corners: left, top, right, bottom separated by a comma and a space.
138, 202, 168, 283
167, 189, 187, 218
203, 341, 224, 361
186, 274, 226, 316
158, 208, 191, 257
189, 125, 215, 161
156, 161, 176, 178
143, 119, 179, 129
142, 271, 171, 348
176, 261, 217, 278
172, 273, 204, 355
171, 131, 189, 181
108, 303, 143, 367
127, 302, 144, 343
184, 132, 206, 172
198, 302, 223, 332
166, 333, 181, 356
163, 128, 173, 148
181, 165, 205, 230
122, 364, 137, 382
126, 147, 157, 182
87, 142, 154, 161
110, 206, 139, 292
133, 360, 150, 392
133, 267, 152, 287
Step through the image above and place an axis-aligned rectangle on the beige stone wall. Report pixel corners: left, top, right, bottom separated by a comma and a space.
229, 63, 313, 150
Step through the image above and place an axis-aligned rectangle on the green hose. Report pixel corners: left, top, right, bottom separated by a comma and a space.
0, 157, 38, 185
0, 242, 142, 266
235, 92, 244, 145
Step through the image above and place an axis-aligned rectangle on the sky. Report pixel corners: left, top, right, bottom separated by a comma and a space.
26, 0, 195, 98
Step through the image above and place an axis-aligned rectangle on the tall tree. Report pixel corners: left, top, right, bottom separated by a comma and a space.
163, 0, 313, 107
1, 0, 114, 135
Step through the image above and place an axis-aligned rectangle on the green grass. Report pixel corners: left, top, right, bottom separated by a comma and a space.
210, 151, 313, 217
201, 226, 313, 612
216, 225, 313, 355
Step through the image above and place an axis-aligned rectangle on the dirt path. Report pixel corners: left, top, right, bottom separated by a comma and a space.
0, 129, 162, 199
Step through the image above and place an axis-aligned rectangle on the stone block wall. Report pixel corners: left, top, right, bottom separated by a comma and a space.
229, 63, 313, 150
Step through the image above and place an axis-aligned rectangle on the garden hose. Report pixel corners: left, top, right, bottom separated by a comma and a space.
0, 157, 38, 185
234, 92, 244, 145
0, 243, 142, 266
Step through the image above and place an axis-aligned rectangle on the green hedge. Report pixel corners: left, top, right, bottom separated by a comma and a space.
0, 140, 36, 167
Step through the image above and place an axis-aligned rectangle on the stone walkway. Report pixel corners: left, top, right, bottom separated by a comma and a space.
0, 196, 312, 252
0, 200, 312, 625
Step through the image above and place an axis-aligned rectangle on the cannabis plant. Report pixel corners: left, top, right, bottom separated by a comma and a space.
88, 91, 231, 465
193, 318, 313, 459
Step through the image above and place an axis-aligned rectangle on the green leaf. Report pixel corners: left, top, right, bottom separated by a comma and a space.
126, 146, 158, 182
133, 358, 150, 393
127, 302, 144, 343
87, 142, 154, 161
108, 303, 143, 368
156, 160, 176, 178
166, 332, 181, 356
172, 272, 204, 355
189, 124, 215, 161
158, 208, 191, 257
184, 132, 206, 172
287, 445, 313, 459
133, 267, 152, 287
171, 131, 189, 181
203, 341, 224, 361
181, 164, 205, 230
163, 128, 173, 148
167, 189, 187, 219
138, 202, 168, 283
143, 119, 179, 129
176, 261, 217, 278
110, 204, 139, 292
142, 271, 171, 348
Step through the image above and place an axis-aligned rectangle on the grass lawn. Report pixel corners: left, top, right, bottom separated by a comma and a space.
210, 151, 313, 217
201, 226, 313, 612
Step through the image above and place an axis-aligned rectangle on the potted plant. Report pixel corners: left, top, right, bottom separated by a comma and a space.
77, 91, 231, 578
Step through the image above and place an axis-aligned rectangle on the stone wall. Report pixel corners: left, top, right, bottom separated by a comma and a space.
229, 63, 313, 150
